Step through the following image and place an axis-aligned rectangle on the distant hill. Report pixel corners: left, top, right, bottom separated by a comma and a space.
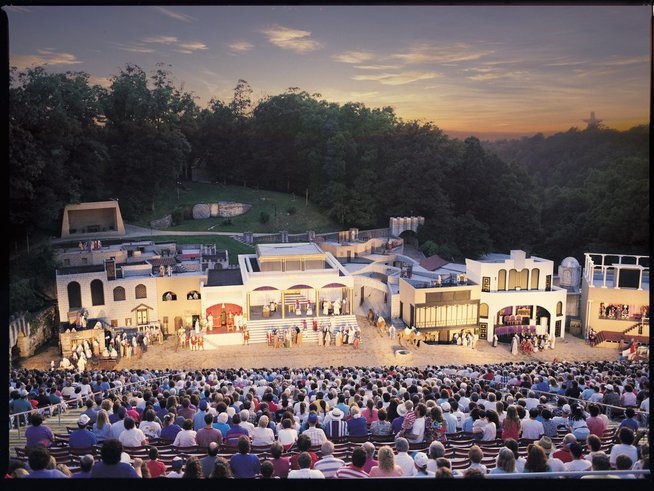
481, 125, 648, 188
481, 125, 649, 262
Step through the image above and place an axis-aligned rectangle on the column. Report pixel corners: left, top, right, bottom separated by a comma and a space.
246, 293, 251, 321
349, 287, 353, 315
315, 289, 320, 317
615, 268, 620, 289
638, 270, 643, 291
281, 291, 285, 319
532, 304, 538, 327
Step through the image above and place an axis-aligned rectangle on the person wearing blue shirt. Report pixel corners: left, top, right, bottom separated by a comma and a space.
619, 408, 640, 431
69, 414, 98, 449
580, 387, 593, 400
193, 401, 209, 431
230, 436, 261, 478
71, 455, 95, 478
100, 379, 111, 392
213, 412, 231, 437
91, 440, 139, 478
26, 447, 68, 478
441, 403, 458, 433
346, 409, 368, 436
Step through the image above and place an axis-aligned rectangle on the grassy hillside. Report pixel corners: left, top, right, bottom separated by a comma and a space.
135, 182, 338, 234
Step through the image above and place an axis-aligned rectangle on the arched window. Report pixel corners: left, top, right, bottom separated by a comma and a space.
531, 268, 540, 290
113, 286, 126, 302
556, 301, 563, 316
508, 269, 518, 290
90, 279, 105, 306
519, 269, 529, 290
480, 303, 489, 318
135, 284, 147, 299
186, 290, 201, 300
498, 269, 507, 291
67, 282, 82, 309
162, 291, 177, 301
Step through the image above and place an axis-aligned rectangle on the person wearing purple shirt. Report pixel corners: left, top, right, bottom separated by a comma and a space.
346, 410, 368, 437
225, 413, 249, 445
24, 413, 54, 449
26, 447, 68, 478
229, 436, 261, 478
160, 413, 182, 441
619, 408, 640, 431
91, 440, 140, 478
69, 414, 98, 449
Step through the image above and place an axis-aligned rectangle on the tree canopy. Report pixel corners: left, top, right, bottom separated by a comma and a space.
10, 64, 649, 267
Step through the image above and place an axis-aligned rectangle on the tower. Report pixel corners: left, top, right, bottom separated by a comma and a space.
582, 111, 602, 130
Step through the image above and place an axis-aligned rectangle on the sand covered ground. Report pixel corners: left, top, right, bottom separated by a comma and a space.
19, 316, 620, 372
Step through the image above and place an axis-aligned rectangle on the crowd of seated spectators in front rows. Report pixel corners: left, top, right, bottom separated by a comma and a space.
7, 359, 649, 478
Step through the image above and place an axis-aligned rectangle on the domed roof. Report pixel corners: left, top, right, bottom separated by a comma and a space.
561, 256, 580, 268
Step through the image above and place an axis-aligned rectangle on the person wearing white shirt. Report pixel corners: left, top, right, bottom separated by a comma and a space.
251, 415, 275, 446
405, 404, 426, 443
173, 420, 197, 448
288, 453, 325, 478
609, 428, 639, 467
394, 438, 416, 477
520, 408, 544, 440
451, 402, 465, 430
239, 409, 255, 437
524, 392, 540, 411
118, 418, 147, 447
564, 442, 592, 476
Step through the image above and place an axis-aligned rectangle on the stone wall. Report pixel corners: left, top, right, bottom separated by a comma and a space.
14, 305, 58, 358
150, 214, 173, 230
192, 202, 251, 219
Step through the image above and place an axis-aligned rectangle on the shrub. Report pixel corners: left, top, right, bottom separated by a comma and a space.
286, 206, 297, 215
259, 211, 270, 224
221, 218, 232, 226
171, 207, 185, 226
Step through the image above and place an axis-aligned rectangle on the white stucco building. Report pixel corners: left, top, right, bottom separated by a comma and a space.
465, 250, 567, 340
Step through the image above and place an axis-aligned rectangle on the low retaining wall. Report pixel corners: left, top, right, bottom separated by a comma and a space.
193, 202, 252, 219
150, 214, 173, 230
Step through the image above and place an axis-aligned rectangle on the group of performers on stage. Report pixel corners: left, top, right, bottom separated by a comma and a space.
451, 330, 480, 349
510, 331, 555, 355
266, 315, 361, 349
59, 325, 162, 370
206, 308, 246, 332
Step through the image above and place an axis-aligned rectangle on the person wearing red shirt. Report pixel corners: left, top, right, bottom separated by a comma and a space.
126, 402, 140, 423
146, 447, 167, 478
270, 442, 291, 478
290, 435, 318, 469
586, 404, 607, 437
552, 434, 577, 464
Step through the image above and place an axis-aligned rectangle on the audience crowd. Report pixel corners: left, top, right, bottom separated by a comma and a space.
7, 359, 649, 478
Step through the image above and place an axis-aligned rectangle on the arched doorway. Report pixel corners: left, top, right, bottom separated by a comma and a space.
493, 304, 552, 342
205, 303, 243, 331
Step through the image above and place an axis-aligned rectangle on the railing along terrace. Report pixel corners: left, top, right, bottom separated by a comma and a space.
9, 372, 182, 437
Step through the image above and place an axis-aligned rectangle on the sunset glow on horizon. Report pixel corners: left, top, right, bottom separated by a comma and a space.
4, 5, 650, 139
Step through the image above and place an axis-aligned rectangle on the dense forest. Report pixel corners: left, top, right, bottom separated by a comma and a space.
10, 64, 649, 269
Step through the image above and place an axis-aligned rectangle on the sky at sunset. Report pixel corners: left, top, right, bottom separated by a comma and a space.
4, 4, 650, 140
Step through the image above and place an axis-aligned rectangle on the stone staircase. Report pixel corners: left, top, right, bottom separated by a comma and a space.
245, 315, 359, 344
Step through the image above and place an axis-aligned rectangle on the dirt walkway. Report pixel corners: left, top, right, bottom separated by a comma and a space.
19, 317, 618, 371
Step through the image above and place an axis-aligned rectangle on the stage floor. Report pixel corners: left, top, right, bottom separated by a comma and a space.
204, 332, 243, 348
